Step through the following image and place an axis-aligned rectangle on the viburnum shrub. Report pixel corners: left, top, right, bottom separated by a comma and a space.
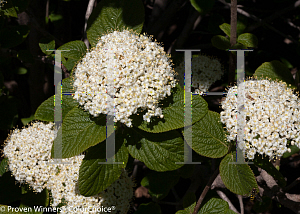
1, 0, 300, 213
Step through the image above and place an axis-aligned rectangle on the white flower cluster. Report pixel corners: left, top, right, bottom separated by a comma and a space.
220, 79, 300, 160
73, 30, 177, 127
98, 170, 134, 214
3, 122, 134, 214
3, 122, 58, 192
176, 54, 223, 94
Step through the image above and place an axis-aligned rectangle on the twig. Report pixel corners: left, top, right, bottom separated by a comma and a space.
218, 0, 300, 45
257, 169, 300, 213
193, 168, 219, 214
148, 0, 187, 38
228, 0, 237, 86
172, 8, 201, 51
284, 177, 300, 192
0, 48, 69, 75
83, 0, 96, 49
283, 18, 300, 31
176, 165, 204, 211
147, 0, 169, 30
25, 9, 64, 47
246, 0, 300, 32
131, 164, 138, 179
45, 0, 49, 24
237, 195, 244, 214
156, 201, 182, 206
172, 187, 181, 202
216, 190, 240, 214
133, 159, 145, 166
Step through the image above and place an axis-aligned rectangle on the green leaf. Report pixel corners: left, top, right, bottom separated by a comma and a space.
0, 171, 22, 204
52, 106, 112, 158
231, 43, 248, 50
15, 67, 27, 75
21, 186, 49, 207
237, 33, 258, 48
183, 192, 196, 209
134, 202, 162, 214
34, 77, 77, 122
87, 0, 145, 47
0, 1, 17, 17
132, 86, 208, 133
282, 145, 300, 158
199, 198, 232, 214
236, 15, 248, 36
211, 35, 231, 50
190, 0, 215, 14
58, 40, 87, 61
253, 155, 286, 187
141, 171, 180, 200
253, 60, 296, 88
78, 135, 128, 196
49, 13, 63, 22
280, 57, 293, 69
0, 0, 29, 17
63, 58, 77, 71
39, 38, 55, 55
0, 158, 9, 176
219, 23, 231, 37
183, 111, 229, 158
220, 152, 258, 195
176, 202, 196, 214
126, 128, 185, 172
0, 25, 30, 48
21, 115, 35, 126
34, 96, 54, 122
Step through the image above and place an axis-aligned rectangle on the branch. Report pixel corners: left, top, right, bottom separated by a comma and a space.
83, 0, 96, 49
25, 9, 64, 47
216, 190, 240, 214
0, 48, 68, 76
193, 168, 219, 214
284, 177, 300, 192
147, 0, 169, 31
171, 8, 201, 52
176, 165, 206, 211
257, 169, 300, 213
283, 18, 300, 32
245, 0, 300, 32
148, 0, 187, 38
228, 0, 237, 86
218, 0, 300, 45
237, 195, 244, 214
